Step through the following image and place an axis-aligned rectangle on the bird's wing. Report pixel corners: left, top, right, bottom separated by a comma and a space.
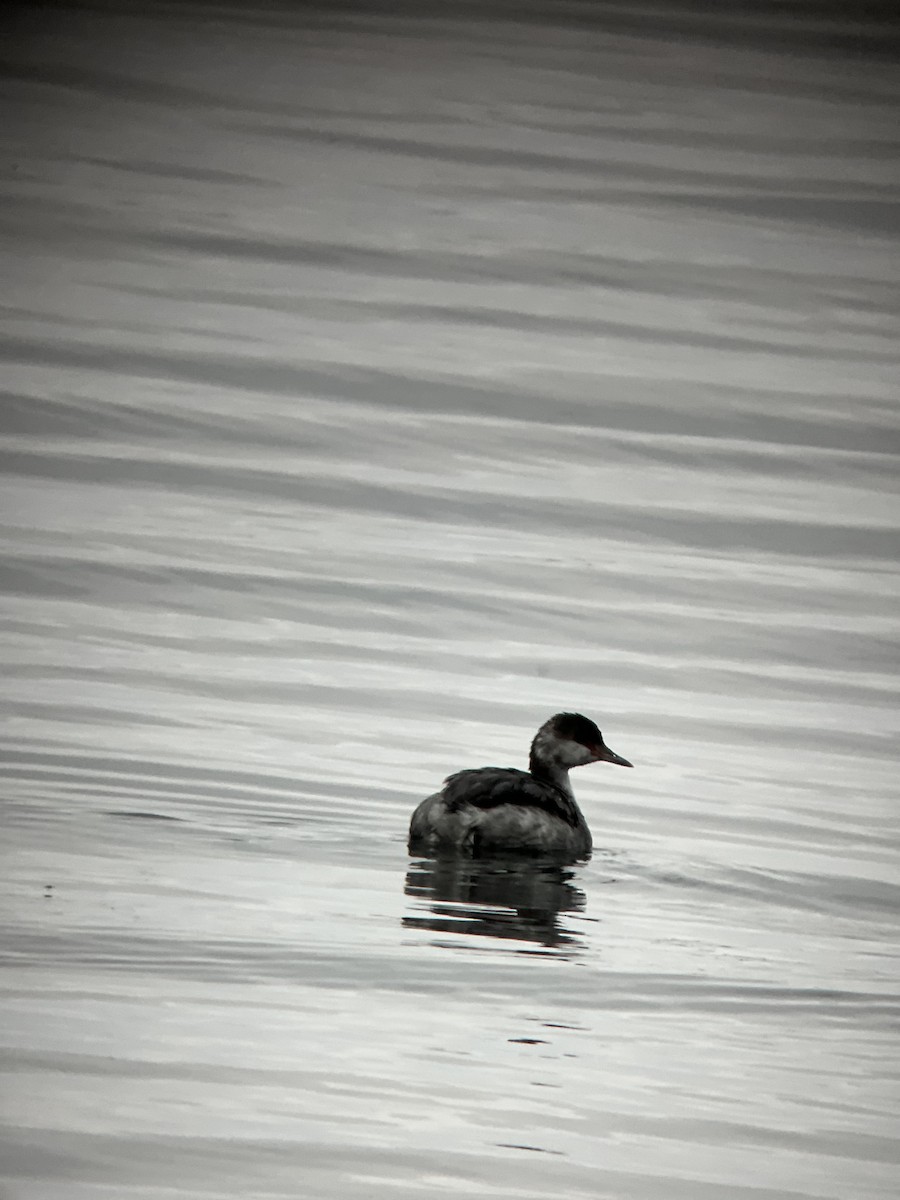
442, 768, 568, 817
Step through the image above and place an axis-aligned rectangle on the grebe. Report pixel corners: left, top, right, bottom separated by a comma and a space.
408, 712, 632, 859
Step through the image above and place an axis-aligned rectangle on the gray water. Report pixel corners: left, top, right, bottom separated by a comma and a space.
1, 3, 899, 1198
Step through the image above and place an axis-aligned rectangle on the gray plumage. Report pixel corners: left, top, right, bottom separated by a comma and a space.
408, 712, 632, 860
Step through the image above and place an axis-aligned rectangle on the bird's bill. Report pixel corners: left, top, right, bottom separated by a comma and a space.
595, 744, 633, 768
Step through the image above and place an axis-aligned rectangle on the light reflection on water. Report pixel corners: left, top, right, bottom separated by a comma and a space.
1, 1, 898, 1198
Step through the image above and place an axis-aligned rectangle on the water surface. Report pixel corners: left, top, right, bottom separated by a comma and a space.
1, 3, 898, 1198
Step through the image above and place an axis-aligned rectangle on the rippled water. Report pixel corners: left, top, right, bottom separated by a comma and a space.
2, 3, 899, 1198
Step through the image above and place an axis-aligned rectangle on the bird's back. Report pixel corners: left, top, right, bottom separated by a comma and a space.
442, 767, 577, 823
408, 766, 590, 857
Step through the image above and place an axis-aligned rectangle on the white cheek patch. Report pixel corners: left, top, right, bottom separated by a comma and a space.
557, 739, 592, 768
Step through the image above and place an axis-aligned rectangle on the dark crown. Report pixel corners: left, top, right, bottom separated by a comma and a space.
550, 712, 603, 745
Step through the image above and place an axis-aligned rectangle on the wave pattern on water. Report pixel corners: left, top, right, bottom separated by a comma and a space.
1, 3, 899, 1199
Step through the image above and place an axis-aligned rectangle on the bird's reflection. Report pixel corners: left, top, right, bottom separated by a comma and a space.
403, 855, 588, 953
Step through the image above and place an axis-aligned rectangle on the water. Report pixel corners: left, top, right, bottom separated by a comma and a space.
1, 3, 898, 1197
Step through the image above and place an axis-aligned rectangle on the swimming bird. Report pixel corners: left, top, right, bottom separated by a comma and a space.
408, 712, 632, 859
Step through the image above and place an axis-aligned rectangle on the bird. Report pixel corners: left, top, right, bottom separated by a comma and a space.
408, 712, 632, 860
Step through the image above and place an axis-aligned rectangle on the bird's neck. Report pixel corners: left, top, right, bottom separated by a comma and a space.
529, 750, 574, 799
